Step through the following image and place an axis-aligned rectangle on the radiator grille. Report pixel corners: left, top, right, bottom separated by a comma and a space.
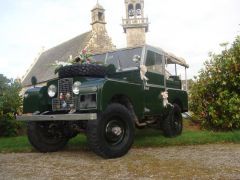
59, 78, 73, 97
52, 78, 76, 111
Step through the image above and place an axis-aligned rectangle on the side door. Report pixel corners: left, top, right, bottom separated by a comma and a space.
143, 49, 165, 115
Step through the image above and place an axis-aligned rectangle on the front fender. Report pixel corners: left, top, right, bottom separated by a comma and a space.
23, 86, 50, 113
100, 79, 144, 118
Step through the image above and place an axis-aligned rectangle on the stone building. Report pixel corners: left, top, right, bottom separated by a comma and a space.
22, 2, 115, 87
122, 0, 149, 47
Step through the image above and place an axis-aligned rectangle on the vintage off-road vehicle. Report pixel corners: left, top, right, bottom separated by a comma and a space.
17, 45, 189, 158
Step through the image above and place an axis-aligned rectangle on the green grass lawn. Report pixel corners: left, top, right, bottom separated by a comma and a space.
0, 125, 240, 153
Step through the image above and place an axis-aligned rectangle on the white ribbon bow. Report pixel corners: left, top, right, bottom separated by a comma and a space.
140, 65, 149, 81
161, 91, 169, 107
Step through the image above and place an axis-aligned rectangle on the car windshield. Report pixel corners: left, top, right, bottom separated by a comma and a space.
92, 47, 143, 70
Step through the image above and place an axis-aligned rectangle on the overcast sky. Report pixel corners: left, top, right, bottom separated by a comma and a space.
0, 0, 239, 80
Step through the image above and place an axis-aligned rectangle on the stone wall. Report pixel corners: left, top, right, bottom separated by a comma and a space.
126, 27, 146, 47
86, 24, 116, 54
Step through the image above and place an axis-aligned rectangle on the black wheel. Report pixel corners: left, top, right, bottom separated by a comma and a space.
58, 64, 107, 78
163, 104, 183, 137
86, 103, 135, 158
27, 121, 69, 152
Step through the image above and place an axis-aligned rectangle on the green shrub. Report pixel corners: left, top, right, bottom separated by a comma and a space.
189, 36, 240, 130
0, 113, 26, 137
0, 74, 24, 136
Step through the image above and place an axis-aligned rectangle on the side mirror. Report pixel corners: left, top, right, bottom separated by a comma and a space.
31, 76, 37, 88
133, 55, 141, 65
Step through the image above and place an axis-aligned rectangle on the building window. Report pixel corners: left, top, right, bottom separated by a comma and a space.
128, 4, 134, 17
136, 4, 142, 16
98, 12, 103, 21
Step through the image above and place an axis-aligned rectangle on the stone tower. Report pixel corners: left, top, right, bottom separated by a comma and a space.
86, 2, 116, 53
122, 0, 149, 47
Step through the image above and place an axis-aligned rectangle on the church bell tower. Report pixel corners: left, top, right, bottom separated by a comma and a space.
86, 2, 116, 54
91, 2, 106, 32
122, 0, 149, 47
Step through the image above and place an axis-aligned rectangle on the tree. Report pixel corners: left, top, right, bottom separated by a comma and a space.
0, 74, 23, 136
189, 36, 240, 130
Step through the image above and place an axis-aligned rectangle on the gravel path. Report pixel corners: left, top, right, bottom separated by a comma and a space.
0, 144, 240, 180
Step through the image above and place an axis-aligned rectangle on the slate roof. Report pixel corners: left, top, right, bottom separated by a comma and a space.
22, 31, 92, 86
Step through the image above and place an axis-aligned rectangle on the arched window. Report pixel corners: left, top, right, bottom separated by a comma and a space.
128, 4, 134, 17
136, 3, 142, 16
98, 12, 103, 21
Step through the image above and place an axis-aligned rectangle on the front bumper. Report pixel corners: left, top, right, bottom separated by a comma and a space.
16, 113, 97, 122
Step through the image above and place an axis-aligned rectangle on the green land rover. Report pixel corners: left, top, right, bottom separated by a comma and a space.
17, 45, 189, 158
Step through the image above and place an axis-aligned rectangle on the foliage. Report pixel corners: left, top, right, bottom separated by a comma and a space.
189, 36, 240, 130
72, 49, 93, 65
0, 74, 24, 137
53, 49, 95, 74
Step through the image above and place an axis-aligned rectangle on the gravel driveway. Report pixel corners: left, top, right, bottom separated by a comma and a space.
0, 144, 240, 179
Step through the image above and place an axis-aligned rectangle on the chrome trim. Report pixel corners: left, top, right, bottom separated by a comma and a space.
145, 83, 165, 89
93, 45, 144, 56
163, 54, 167, 90
16, 113, 97, 122
141, 45, 146, 65
79, 86, 98, 93
116, 67, 138, 72
145, 83, 183, 91
167, 87, 185, 91
185, 67, 188, 91
106, 78, 142, 86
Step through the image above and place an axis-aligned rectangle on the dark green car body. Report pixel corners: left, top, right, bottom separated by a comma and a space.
22, 45, 188, 121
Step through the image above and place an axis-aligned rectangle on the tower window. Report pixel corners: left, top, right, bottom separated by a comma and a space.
128, 4, 134, 17
98, 12, 104, 21
136, 4, 142, 16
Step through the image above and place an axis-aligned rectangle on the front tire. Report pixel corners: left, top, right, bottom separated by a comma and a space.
27, 121, 69, 152
87, 103, 135, 158
163, 104, 183, 137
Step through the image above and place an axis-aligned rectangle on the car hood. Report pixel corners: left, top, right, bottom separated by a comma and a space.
47, 77, 106, 88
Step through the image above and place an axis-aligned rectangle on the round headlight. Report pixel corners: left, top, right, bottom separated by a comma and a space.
72, 81, 81, 95
48, 85, 57, 97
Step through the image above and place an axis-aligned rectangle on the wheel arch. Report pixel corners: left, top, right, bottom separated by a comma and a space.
172, 98, 183, 112
109, 94, 134, 111
100, 80, 144, 118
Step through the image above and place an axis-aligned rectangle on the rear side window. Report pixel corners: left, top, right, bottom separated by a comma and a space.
146, 50, 164, 74
146, 51, 155, 66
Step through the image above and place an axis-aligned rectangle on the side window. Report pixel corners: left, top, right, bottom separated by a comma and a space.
155, 53, 163, 74
146, 50, 163, 74
98, 12, 103, 21
156, 53, 163, 65
128, 4, 134, 17
136, 3, 142, 16
92, 53, 106, 64
146, 51, 155, 66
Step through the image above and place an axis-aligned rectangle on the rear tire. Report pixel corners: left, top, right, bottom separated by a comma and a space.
163, 104, 183, 137
86, 103, 135, 158
27, 121, 69, 152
